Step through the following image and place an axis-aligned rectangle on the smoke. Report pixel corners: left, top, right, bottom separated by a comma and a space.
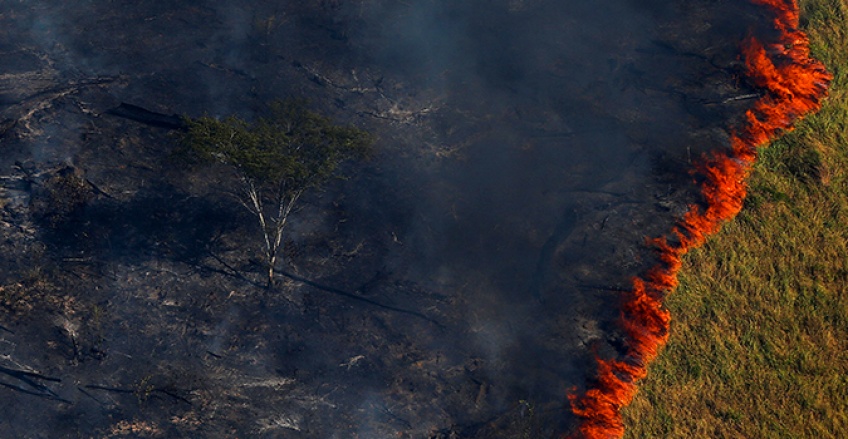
323, 1, 718, 432
0, 0, 793, 437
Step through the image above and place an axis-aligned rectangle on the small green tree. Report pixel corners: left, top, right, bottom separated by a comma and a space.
179, 99, 373, 286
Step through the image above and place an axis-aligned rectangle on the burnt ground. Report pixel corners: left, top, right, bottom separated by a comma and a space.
0, 1, 770, 437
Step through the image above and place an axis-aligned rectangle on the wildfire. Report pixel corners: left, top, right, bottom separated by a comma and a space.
565, 1, 831, 438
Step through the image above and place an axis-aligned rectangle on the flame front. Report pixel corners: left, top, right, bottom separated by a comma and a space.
565, 1, 832, 437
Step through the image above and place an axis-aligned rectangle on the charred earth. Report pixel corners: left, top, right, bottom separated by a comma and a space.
0, 1, 773, 437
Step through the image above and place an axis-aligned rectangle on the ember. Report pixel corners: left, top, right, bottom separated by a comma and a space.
565, 1, 832, 437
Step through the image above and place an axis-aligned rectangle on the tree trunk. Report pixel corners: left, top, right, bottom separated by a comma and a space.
267, 253, 276, 288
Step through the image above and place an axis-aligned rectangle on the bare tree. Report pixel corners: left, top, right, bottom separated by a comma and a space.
178, 99, 373, 286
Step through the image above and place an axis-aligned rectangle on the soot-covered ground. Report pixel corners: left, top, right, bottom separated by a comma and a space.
0, 1, 768, 437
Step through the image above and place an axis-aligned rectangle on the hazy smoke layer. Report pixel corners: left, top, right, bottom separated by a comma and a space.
0, 0, 761, 437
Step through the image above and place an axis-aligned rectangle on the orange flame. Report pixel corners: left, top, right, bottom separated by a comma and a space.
565, 1, 831, 437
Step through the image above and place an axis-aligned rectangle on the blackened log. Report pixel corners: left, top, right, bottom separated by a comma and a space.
106, 103, 186, 130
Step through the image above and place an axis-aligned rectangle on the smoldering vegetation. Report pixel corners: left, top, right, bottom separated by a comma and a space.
0, 0, 767, 437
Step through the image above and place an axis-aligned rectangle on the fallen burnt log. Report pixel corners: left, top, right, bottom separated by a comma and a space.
106, 103, 186, 130
0, 365, 68, 403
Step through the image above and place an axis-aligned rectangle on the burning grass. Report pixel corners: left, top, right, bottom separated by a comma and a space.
565, 0, 837, 437
622, 0, 848, 437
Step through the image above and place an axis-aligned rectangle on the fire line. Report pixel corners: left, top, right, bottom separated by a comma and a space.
564, 1, 832, 438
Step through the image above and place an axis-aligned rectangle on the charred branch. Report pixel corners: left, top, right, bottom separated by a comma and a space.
0, 366, 68, 403
106, 103, 186, 130
84, 384, 193, 406
1, 76, 117, 136
278, 270, 444, 328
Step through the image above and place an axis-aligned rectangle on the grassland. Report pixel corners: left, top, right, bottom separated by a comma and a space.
622, 0, 848, 437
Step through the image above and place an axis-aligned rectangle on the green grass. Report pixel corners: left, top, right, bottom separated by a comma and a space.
622, 0, 848, 437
